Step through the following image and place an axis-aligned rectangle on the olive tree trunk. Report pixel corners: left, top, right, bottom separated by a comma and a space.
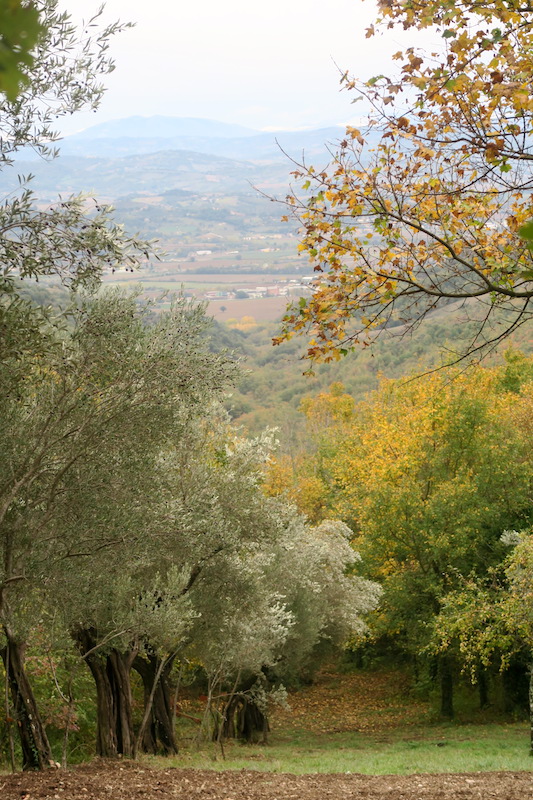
0, 636, 54, 770
132, 653, 178, 755
75, 629, 136, 758
220, 692, 269, 743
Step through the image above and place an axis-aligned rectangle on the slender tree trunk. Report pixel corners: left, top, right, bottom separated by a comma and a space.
0, 636, 54, 770
478, 666, 489, 710
132, 653, 177, 755
529, 659, 533, 756
217, 669, 241, 751
75, 629, 136, 758
439, 655, 454, 719
3, 639, 16, 773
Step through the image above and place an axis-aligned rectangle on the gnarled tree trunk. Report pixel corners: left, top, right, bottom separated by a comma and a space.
215, 675, 269, 745
133, 652, 178, 755
220, 692, 269, 743
75, 628, 136, 758
0, 635, 53, 770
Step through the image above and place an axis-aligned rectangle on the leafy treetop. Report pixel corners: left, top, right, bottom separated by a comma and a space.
0, 1, 149, 367
276, 0, 533, 365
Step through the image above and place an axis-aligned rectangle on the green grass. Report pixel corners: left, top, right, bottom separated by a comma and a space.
144, 722, 532, 775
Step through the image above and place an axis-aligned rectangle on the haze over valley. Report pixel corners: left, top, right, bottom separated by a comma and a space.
10, 116, 336, 291
9, 115, 532, 435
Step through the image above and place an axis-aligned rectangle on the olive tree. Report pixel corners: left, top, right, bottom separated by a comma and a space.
1, 0, 149, 378
0, 1, 43, 101
0, 292, 237, 767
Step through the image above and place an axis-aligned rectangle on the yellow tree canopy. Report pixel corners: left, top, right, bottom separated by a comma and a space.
277, 0, 533, 364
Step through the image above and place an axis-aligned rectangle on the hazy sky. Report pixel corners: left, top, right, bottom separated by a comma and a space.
58, 0, 426, 135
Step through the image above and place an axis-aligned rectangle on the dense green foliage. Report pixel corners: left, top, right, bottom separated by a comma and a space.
266, 355, 533, 727
211, 313, 533, 437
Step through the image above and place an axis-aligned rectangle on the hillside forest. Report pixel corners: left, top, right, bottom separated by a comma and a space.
0, 0, 533, 776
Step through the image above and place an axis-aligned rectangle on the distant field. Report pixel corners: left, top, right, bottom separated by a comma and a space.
176, 272, 300, 285
101, 270, 298, 321
155, 296, 289, 323
102, 271, 301, 288
208, 296, 289, 321
165, 666, 532, 776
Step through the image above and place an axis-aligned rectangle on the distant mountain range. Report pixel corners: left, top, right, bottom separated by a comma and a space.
55, 116, 348, 164
2, 116, 358, 201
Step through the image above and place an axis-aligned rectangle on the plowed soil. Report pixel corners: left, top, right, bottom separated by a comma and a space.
2, 759, 532, 800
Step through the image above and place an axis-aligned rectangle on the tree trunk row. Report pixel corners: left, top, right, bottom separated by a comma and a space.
75, 631, 178, 758
1, 629, 179, 768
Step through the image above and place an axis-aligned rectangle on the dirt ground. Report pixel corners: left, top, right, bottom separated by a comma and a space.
2, 760, 532, 800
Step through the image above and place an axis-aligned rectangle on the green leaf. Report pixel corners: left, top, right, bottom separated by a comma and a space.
0, 1, 43, 101
518, 220, 533, 242
442, 29, 456, 39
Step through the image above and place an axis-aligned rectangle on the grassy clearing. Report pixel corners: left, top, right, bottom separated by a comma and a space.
143, 668, 532, 775
145, 722, 531, 775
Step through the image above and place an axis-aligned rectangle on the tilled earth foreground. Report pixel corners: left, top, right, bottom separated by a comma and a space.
2, 761, 532, 800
